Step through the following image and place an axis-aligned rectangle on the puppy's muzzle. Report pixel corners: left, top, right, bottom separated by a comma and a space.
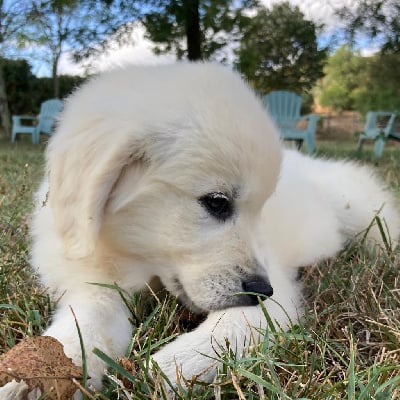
242, 276, 273, 305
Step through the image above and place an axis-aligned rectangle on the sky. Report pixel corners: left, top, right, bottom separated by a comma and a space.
36, 0, 361, 77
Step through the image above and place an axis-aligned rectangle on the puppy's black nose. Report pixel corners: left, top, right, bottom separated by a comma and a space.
242, 276, 274, 297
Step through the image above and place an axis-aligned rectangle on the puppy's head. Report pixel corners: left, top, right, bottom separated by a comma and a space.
47, 63, 282, 312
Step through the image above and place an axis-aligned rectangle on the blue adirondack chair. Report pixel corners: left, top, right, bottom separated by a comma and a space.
264, 90, 320, 154
11, 99, 63, 144
357, 111, 398, 158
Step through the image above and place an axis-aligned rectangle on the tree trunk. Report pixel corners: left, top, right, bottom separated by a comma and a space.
52, 57, 60, 99
184, 0, 202, 60
0, 58, 11, 138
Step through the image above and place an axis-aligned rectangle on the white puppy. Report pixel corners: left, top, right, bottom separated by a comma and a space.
28, 63, 399, 391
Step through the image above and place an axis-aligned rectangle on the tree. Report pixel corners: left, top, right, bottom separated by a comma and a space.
143, 0, 202, 60
316, 46, 400, 114
317, 45, 368, 111
0, 1, 33, 137
2, 58, 85, 115
72, 0, 256, 63
352, 53, 400, 114
15, 0, 255, 90
22, 0, 87, 98
338, 0, 400, 54
235, 2, 326, 94
142, 0, 255, 61
2, 59, 35, 115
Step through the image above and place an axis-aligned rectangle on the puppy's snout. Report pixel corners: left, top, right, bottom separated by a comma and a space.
242, 276, 274, 298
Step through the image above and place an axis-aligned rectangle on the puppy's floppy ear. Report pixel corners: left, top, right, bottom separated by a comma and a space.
47, 122, 148, 259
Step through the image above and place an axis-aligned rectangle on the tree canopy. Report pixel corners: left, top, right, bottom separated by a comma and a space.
317, 45, 367, 111
2, 58, 84, 115
5, 0, 400, 124
0, 1, 34, 136
22, 0, 85, 98
18, 0, 257, 98
68, 0, 257, 62
338, 0, 400, 54
317, 46, 400, 114
142, 0, 255, 61
235, 2, 327, 94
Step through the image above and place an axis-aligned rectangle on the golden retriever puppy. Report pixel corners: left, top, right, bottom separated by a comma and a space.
26, 63, 400, 391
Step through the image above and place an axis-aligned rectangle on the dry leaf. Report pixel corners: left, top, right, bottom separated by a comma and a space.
0, 336, 83, 400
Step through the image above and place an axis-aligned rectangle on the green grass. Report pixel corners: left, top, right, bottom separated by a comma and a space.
1, 136, 399, 399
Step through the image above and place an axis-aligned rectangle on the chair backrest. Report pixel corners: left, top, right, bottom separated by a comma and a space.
364, 111, 397, 138
37, 99, 63, 134
264, 91, 302, 123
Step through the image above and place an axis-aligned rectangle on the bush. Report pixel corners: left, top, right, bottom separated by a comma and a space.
352, 53, 400, 114
3, 58, 86, 115
3, 59, 35, 115
30, 75, 85, 112
317, 48, 400, 115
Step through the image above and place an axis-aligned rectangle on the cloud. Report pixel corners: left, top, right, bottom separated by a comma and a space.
58, 25, 173, 77
261, 0, 356, 32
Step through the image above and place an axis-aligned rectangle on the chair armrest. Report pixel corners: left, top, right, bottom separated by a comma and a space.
12, 115, 37, 119
298, 114, 320, 132
298, 114, 320, 122
12, 115, 37, 124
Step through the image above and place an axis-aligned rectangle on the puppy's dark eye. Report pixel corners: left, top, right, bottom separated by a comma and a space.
199, 192, 233, 221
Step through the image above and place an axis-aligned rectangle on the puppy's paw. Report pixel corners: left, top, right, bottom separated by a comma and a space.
0, 380, 32, 400
151, 337, 217, 387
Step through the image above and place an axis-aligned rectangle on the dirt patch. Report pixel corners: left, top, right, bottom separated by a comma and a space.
316, 111, 364, 141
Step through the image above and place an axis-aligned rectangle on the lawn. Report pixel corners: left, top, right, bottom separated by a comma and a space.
0, 136, 399, 399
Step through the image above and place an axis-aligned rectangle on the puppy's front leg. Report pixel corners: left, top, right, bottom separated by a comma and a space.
44, 285, 132, 389
152, 299, 293, 386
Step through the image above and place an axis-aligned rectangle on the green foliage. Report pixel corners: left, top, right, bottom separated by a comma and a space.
31, 75, 85, 111
2, 59, 36, 115
4, 0, 255, 73
318, 45, 368, 111
2, 58, 85, 115
235, 2, 327, 95
21, 0, 88, 97
66, 0, 257, 63
317, 47, 400, 114
352, 53, 400, 114
338, 0, 400, 54
0, 2, 35, 136
143, 0, 256, 61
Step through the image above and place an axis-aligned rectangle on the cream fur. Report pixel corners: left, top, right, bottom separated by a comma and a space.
27, 63, 399, 392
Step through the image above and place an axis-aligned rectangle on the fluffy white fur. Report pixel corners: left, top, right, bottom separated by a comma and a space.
26, 63, 399, 391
